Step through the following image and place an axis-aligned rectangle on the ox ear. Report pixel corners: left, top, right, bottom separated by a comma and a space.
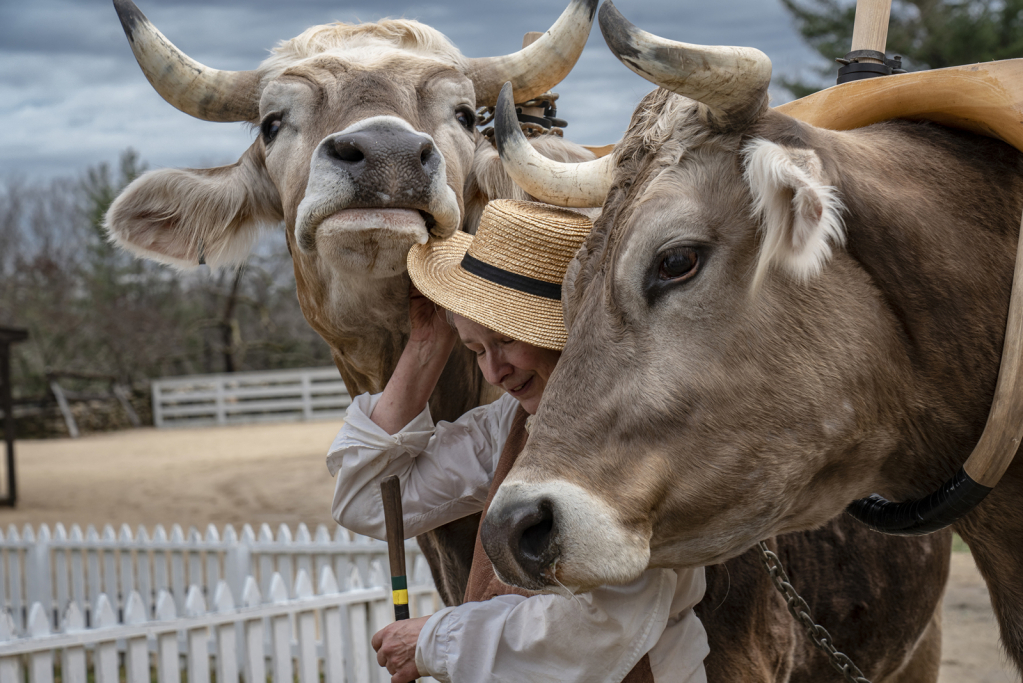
105, 144, 283, 269
743, 138, 845, 290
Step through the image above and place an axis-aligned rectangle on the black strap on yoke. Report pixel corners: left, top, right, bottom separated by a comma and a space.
845, 466, 993, 535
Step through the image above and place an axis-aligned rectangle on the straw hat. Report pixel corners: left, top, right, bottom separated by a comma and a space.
407, 199, 593, 350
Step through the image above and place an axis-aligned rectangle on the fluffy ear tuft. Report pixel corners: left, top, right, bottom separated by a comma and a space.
743, 138, 845, 290
104, 145, 283, 270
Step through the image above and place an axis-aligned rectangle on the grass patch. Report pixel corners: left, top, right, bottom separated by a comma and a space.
953, 533, 970, 553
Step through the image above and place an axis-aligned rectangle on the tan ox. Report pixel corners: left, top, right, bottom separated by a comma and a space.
103, 0, 598, 606
483, 3, 1023, 678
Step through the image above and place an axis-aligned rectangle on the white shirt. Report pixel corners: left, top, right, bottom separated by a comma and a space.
328, 392, 710, 683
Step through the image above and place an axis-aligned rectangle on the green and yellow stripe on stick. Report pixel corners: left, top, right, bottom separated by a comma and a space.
381, 475, 411, 621
391, 575, 410, 621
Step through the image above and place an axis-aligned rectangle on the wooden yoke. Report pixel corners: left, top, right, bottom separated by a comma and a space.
777, 60, 1023, 153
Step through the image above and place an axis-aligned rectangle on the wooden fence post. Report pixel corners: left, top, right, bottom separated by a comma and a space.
124, 592, 149, 683
136, 526, 152, 617
185, 586, 210, 683
294, 572, 318, 683
214, 582, 239, 683
61, 603, 86, 683
93, 596, 118, 683
241, 577, 265, 683
155, 591, 180, 683
27, 604, 52, 683
319, 567, 346, 683
268, 574, 292, 683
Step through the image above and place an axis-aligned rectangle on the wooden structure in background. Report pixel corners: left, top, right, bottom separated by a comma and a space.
0, 327, 28, 507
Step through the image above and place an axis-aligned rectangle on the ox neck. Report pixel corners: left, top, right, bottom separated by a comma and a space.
315, 272, 491, 423
818, 121, 1023, 499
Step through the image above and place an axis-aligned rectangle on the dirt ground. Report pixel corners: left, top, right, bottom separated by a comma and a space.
4, 422, 1020, 681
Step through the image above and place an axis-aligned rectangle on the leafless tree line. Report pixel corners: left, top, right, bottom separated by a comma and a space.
0, 150, 331, 401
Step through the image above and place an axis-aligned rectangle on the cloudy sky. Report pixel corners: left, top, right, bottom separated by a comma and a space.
0, 0, 829, 180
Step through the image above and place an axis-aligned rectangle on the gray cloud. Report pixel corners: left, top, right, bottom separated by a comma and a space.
1, 0, 829, 180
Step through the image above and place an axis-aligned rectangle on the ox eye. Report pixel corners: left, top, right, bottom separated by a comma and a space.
658, 247, 700, 282
261, 114, 283, 144
455, 106, 476, 131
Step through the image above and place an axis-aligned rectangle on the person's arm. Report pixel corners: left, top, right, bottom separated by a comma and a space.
328, 391, 517, 538
409, 569, 680, 683
370, 285, 457, 434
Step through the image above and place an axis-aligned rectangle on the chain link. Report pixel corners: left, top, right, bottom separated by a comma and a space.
757, 542, 872, 683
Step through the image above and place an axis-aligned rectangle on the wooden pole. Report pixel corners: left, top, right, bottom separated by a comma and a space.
380, 475, 410, 621
0, 343, 14, 505
850, 0, 892, 63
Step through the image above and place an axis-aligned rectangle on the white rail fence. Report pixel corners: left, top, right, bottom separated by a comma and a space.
0, 523, 425, 635
151, 367, 351, 428
0, 563, 440, 683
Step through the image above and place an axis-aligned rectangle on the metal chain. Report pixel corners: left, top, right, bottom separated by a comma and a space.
757, 541, 872, 683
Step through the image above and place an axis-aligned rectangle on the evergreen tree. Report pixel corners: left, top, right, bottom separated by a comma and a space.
781, 0, 1023, 96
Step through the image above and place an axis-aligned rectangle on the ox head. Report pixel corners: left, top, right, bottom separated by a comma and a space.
104, 0, 597, 368
481, 2, 931, 592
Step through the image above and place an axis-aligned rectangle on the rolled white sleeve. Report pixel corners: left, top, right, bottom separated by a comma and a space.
415, 568, 679, 683
327, 392, 519, 539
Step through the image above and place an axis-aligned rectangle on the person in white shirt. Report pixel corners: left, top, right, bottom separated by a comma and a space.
328, 200, 709, 683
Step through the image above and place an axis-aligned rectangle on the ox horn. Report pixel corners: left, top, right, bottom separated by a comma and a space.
493, 83, 613, 208
468, 0, 598, 107
113, 0, 260, 123
598, 1, 771, 130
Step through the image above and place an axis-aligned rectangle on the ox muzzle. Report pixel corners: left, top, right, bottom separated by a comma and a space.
481, 479, 651, 592
295, 116, 460, 275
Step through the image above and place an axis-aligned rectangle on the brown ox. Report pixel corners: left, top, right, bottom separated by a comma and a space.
481, 4, 1023, 678
490, 93, 952, 683
103, 0, 598, 606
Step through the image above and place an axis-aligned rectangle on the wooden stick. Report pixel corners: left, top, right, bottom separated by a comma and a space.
850, 0, 892, 63
380, 476, 410, 621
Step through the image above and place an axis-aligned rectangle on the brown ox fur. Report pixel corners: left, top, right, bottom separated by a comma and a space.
494, 88, 1023, 675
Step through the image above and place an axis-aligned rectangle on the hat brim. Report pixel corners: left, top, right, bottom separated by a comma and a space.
408, 232, 567, 351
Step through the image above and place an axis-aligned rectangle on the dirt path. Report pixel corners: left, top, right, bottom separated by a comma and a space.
939, 552, 1019, 682
3, 421, 341, 531
3, 422, 1019, 681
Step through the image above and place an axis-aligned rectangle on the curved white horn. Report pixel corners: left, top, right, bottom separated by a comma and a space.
494, 83, 613, 208
113, 0, 260, 123
598, 1, 771, 129
468, 0, 598, 107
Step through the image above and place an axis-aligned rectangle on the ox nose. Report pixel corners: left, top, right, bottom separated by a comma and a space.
325, 126, 440, 190
481, 495, 560, 586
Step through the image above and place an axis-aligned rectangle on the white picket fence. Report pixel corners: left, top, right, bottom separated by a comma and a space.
151, 367, 351, 428
0, 523, 424, 635
0, 562, 440, 683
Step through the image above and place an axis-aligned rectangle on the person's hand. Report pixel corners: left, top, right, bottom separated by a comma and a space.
372, 615, 430, 683
408, 284, 457, 348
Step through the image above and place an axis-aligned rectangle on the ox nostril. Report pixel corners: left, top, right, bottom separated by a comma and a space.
419, 142, 434, 168
481, 495, 560, 587
332, 139, 365, 164
518, 506, 554, 563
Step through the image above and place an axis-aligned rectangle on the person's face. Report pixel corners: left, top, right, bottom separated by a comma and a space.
453, 315, 561, 415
